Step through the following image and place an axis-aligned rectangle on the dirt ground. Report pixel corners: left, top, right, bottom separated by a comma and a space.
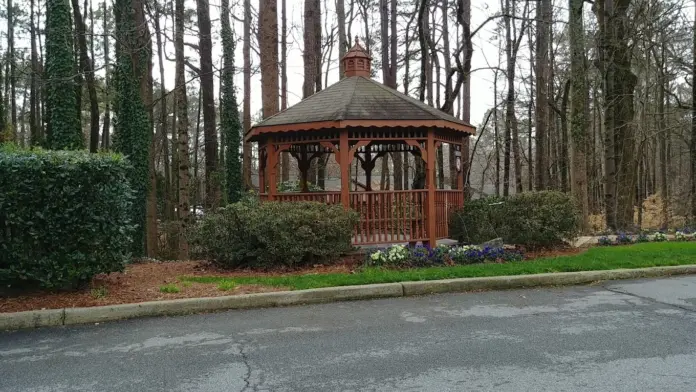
0, 249, 579, 313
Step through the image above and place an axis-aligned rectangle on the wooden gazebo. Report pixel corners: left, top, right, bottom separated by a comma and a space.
246, 37, 476, 246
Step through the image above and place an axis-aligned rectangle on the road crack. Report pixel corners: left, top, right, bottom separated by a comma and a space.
602, 286, 696, 314
239, 344, 253, 392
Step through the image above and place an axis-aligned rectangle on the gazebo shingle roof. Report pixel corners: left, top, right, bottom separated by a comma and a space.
246, 76, 476, 140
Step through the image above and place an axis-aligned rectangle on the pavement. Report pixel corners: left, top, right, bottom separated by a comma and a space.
2, 276, 696, 391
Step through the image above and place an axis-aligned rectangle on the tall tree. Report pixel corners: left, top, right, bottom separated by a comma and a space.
174, 0, 190, 258
70, 0, 100, 152
281, 0, 290, 182
113, 0, 153, 256
242, 0, 252, 188
101, 0, 111, 149
337, 0, 348, 78
569, 0, 589, 231
692, 0, 696, 223
260, 0, 279, 118
535, 0, 551, 190
30, 0, 41, 146
594, 0, 637, 230
196, 0, 220, 209
46, 0, 82, 149
7, 0, 16, 137
221, 0, 243, 203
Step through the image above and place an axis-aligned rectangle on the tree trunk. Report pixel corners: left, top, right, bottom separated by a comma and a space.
30, 0, 41, 146
337, 0, 348, 78
70, 0, 100, 152
242, 0, 253, 189
101, 0, 110, 149
534, 0, 550, 190
154, 0, 173, 221
595, 0, 638, 230
175, 0, 190, 259
569, 0, 589, 232
692, 0, 696, 224
8, 0, 16, 138
656, 37, 669, 229
280, 0, 290, 182
195, 0, 219, 209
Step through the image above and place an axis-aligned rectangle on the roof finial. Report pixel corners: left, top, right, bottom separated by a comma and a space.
355, 35, 360, 47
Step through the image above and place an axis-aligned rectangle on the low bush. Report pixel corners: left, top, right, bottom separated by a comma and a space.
0, 146, 134, 289
449, 191, 581, 248
190, 197, 358, 269
365, 244, 523, 268
616, 232, 633, 245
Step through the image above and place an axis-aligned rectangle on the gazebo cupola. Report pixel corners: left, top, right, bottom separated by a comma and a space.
246, 35, 476, 247
343, 36, 371, 77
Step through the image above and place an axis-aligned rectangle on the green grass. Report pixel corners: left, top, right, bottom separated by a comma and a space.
181, 242, 696, 291
90, 286, 108, 299
159, 284, 181, 294
218, 281, 237, 291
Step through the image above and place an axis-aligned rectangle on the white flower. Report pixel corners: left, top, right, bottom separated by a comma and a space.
370, 251, 384, 261
650, 232, 667, 242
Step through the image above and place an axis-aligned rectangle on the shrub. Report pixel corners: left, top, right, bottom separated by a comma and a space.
598, 236, 613, 246
449, 191, 581, 248
616, 232, 633, 245
636, 232, 650, 243
190, 197, 358, 269
0, 146, 134, 289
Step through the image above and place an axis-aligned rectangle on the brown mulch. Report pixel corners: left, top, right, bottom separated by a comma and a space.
0, 248, 582, 314
0, 254, 364, 314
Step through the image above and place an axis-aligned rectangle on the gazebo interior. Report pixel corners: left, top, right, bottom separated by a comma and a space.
246, 37, 476, 246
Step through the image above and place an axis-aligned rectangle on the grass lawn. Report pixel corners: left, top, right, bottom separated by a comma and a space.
180, 242, 696, 291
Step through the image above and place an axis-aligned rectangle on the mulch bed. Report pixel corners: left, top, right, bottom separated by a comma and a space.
0, 249, 578, 314
0, 255, 363, 313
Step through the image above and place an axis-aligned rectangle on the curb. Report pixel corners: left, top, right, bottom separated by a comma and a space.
3, 265, 696, 331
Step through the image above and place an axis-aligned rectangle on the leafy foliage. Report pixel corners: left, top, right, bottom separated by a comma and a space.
45, 0, 82, 150
190, 197, 358, 268
113, 0, 152, 256
449, 191, 581, 248
220, 0, 243, 204
0, 146, 134, 289
277, 180, 322, 193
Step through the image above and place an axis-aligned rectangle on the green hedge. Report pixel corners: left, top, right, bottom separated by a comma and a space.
190, 197, 358, 269
0, 146, 134, 289
449, 191, 580, 248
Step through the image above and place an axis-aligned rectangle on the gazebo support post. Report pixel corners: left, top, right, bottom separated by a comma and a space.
426, 129, 437, 247
267, 138, 278, 200
340, 131, 350, 209
458, 137, 465, 196
258, 141, 266, 194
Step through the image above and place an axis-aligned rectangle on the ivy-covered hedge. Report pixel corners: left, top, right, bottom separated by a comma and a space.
0, 146, 134, 289
190, 197, 358, 269
449, 191, 580, 248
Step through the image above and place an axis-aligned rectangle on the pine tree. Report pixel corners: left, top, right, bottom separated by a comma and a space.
113, 0, 152, 256
221, 0, 243, 203
45, 0, 82, 149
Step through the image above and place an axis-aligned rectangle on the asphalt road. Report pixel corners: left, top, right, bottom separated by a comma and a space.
3, 276, 696, 392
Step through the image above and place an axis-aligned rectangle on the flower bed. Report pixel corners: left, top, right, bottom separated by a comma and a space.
598, 229, 696, 246
365, 244, 524, 268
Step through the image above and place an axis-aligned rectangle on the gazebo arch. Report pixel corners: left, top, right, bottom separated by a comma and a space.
246, 37, 476, 246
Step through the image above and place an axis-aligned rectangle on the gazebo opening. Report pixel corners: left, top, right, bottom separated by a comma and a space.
245, 36, 476, 246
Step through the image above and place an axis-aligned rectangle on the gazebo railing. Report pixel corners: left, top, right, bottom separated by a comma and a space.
350, 190, 428, 245
275, 192, 342, 204
259, 189, 463, 245
435, 190, 464, 239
